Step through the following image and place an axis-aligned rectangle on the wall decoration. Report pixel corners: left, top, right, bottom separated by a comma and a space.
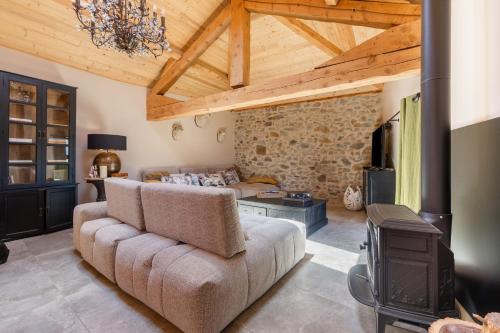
216, 127, 227, 143
343, 186, 363, 211
171, 122, 184, 141
194, 114, 211, 128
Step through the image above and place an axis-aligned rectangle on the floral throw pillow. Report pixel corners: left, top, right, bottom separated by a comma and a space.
200, 173, 226, 187
161, 173, 192, 185
221, 168, 240, 185
187, 173, 202, 186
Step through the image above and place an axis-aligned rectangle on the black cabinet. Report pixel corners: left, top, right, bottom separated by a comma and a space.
363, 168, 395, 208
0, 71, 78, 241
1, 190, 44, 240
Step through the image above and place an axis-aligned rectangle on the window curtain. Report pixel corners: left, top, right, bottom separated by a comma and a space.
395, 94, 421, 213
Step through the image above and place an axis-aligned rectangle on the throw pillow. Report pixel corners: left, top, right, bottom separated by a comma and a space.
161, 173, 193, 185
246, 176, 279, 185
200, 173, 226, 187
187, 173, 202, 186
221, 168, 240, 185
144, 171, 170, 182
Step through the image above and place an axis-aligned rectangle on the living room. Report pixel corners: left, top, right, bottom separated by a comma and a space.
0, 0, 499, 332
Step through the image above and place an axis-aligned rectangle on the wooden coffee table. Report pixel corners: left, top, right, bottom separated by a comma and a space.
237, 196, 328, 237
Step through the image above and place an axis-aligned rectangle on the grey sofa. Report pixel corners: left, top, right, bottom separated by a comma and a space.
73, 178, 305, 333
139, 164, 279, 199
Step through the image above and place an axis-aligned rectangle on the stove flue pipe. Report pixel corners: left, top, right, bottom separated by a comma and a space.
420, 0, 453, 246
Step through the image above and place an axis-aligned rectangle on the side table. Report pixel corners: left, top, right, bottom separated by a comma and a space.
85, 178, 106, 202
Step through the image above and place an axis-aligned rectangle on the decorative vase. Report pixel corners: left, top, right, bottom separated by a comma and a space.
344, 186, 363, 211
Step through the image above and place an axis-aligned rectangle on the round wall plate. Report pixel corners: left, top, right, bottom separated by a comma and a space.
194, 114, 211, 128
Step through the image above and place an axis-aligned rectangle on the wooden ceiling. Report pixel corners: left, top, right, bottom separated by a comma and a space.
0, 0, 390, 98
0, 0, 421, 120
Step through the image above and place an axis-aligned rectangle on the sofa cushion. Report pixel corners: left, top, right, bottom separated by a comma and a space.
73, 201, 108, 252
81, 221, 142, 282
149, 248, 248, 333
141, 167, 180, 182
115, 233, 179, 304
80, 217, 121, 264
240, 214, 306, 305
104, 178, 145, 230
141, 184, 246, 258
179, 166, 209, 174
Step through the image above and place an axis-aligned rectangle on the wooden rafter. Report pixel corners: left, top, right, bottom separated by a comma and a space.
232, 84, 384, 111
229, 0, 251, 88
149, 3, 231, 96
274, 16, 343, 56
146, 19, 421, 120
317, 18, 421, 68
244, 0, 420, 29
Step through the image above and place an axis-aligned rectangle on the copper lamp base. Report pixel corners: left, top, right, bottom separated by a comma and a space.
93, 151, 121, 177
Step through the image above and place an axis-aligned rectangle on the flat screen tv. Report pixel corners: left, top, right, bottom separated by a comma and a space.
371, 125, 386, 169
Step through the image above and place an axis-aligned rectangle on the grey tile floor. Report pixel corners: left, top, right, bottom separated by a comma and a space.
0, 205, 408, 333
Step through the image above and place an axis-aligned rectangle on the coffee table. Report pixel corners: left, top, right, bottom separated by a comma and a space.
237, 196, 328, 237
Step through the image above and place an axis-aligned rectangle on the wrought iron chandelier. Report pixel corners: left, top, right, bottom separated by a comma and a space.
73, 0, 171, 57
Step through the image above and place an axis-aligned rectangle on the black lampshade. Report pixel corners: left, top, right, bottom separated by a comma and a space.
88, 134, 126, 151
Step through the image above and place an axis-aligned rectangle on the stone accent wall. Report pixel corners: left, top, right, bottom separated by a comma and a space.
234, 94, 383, 203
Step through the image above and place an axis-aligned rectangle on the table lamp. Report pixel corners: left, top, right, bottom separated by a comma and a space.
88, 134, 127, 177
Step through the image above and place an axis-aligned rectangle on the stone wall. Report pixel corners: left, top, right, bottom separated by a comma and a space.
234, 94, 383, 203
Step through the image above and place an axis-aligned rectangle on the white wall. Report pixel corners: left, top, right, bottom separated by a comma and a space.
0, 46, 236, 203
382, 0, 500, 167
451, 0, 500, 129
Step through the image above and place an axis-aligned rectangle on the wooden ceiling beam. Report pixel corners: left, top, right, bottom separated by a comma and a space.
232, 84, 384, 112
149, 3, 231, 96
317, 18, 421, 68
274, 16, 343, 56
146, 19, 421, 120
243, 0, 420, 29
229, 0, 251, 88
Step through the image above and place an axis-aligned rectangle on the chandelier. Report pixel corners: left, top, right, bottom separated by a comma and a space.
73, 0, 171, 57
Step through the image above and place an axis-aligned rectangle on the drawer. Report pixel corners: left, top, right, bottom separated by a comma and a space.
268, 208, 305, 222
254, 207, 267, 217
238, 205, 254, 215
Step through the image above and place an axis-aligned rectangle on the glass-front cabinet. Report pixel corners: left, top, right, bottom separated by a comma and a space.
1, 71, 77, 240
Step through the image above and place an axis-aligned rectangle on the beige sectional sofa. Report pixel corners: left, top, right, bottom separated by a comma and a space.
139, 164, 279, 199
73, 178, 306, 333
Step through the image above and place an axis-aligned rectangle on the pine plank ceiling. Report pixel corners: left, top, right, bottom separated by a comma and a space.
0, 0, 407, 99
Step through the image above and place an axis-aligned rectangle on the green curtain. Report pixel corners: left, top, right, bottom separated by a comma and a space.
395, 94, 421, 213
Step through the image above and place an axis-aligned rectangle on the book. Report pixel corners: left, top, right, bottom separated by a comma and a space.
48, 138, 69, 144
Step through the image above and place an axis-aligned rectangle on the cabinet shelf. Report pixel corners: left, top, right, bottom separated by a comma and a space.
47, 123, 68, 128
9, 100, 37, 107
8, 140, 36, 145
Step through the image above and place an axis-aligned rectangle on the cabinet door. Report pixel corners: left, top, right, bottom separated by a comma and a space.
45, 186, 76, 232
2, 74, 42, 189
2, 190, 43, 240
42, 84, 76, 185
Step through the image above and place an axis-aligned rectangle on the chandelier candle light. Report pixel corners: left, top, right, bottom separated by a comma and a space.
73, 0, 171, 57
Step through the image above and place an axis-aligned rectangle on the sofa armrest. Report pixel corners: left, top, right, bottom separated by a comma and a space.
73, 201, 108, 252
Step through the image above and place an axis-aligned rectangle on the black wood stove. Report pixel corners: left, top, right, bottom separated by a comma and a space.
348, 0, 459, 331
348, 204, 458, 332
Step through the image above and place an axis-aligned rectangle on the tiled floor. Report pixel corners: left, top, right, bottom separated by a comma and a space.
0, 206, 408, 333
